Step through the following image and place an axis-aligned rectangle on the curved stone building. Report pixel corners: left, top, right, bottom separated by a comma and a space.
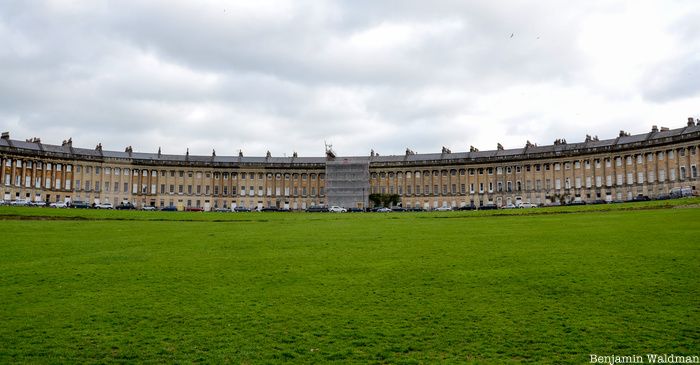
1, 118, 699, 210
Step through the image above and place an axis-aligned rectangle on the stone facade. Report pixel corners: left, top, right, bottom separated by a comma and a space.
1, 120, 699, 210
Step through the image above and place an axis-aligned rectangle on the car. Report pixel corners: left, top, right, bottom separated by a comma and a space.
502, 203, 517, 209
305, 205, 328, 212
95, 202, 113, 209
670, 187, 695, 198
214, 207, 232, 212
234, 206, 251, 212
517, 202, 537, 208
347, 207, 364, 212
588, 200, 608, 205
479, 203, 498, 210
10, 199, 30, 206
30, 200, 47, 207
260, 207, 280, 212
71, 200, 91, 209
375, 207, 392, 212
628, 195, 651, 202
409, 207, 425, 212
161, 206, 178, 211
566, 201, 586, 206
434, 206, 452, 211
655, 193, 670, 200
185, 207, 204, 212
116, 202, 136, 210
49, 201, 68, 208
142, 206, 157, 211
458, 205, 476, 211
328, 206, 347, 213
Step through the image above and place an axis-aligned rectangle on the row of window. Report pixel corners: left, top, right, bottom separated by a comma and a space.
369, 166, 699, 196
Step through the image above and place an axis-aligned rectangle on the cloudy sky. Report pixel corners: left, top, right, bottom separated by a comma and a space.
1, 0, 699, 157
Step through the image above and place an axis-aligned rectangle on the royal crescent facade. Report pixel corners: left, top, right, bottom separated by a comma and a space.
1, 119, 699, 210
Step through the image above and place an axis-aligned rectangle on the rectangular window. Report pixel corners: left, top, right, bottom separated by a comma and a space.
637, 172, 644, 184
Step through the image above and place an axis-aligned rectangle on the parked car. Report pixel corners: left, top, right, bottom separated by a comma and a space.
434, 206, 452, 211
50, 201, 68, 208
95, 202, 114, 209
328, 206, 347, 213
347, 207, 364, 212
234, 206, 251, 212
142, 206, 157, 211
517, 202, 537, 208
306, 205, 328, 212
214, 207, 232, 212
409, 207, 425, 212
375, 207, 392, 212
457, 205, 476, 211
566, 201, 586, 206
655, 193, 670, 200
185, 207, 204, 212
670, 187, 695, 198
10, 199, 30, 206
502, 203, 517, 209
30, 200, 47, 207
161, 206, 178, 211
116, 202, 136, 210
71, 200, 91, 209
628, 195, 651, 202
260, 207, 280, 212
479, 203, 498, 210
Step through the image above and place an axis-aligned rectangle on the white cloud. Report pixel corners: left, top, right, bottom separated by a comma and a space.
0, 0, 699, 157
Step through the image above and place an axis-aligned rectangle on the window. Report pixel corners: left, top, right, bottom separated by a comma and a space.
554, 163, 561, 171
680, 166, 686, 180
626, 156, 632, 165
637, 155, 643, 164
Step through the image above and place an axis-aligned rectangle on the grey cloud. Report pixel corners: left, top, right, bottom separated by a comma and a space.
0, 0, 698, 157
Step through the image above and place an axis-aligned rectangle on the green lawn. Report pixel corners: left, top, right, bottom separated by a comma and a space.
0, 201, 698, 364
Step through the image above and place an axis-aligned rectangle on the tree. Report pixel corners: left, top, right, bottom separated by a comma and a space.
368, 193, 401, 207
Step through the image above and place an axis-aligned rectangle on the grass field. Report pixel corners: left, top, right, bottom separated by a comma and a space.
1, 199, 699, 364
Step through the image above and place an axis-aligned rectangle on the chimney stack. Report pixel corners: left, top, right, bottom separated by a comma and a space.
651, 125, 658, 132
688, 117, 696, 127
